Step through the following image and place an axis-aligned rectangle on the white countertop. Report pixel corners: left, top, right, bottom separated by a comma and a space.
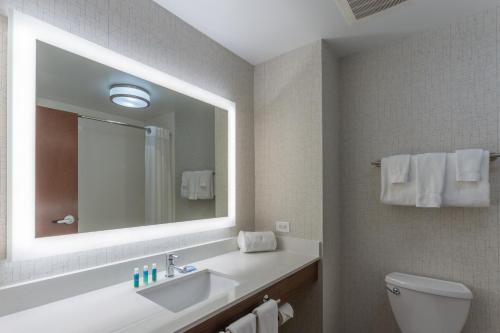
0, 249, 319, 333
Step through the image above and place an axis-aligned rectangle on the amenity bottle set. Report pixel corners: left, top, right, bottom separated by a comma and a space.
134, 263, 157, 288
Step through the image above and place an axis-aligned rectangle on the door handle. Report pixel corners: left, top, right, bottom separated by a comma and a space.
52, 215, 76, 225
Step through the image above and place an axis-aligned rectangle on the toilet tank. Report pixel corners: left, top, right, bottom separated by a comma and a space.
386, 272, 473, 333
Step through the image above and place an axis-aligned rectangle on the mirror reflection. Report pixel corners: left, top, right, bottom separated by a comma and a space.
35, 41, 228, 237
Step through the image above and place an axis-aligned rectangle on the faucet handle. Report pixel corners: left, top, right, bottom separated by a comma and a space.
167, 253, 178, 261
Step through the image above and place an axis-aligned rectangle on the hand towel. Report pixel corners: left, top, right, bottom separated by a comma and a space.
443, 151, 490, 207
456, 149, 484, 181
252, 300, 278, 333
278, 303, 294, 326
181, 171, 191, 199
181, 171, 200, 200
380, 156, 417, 206
237, 231, 277, 253
416, 153, 447, 207
226, 313, 257, 333
189, 172, 201, 200
196, 170, 214, 199
381, 154, 411, 183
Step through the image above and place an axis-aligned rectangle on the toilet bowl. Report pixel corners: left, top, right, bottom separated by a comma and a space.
386, 272, 473, 333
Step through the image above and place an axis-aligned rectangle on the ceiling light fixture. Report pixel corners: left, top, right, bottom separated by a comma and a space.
109, 84, 150, 108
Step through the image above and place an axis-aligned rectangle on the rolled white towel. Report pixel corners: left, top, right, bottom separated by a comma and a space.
456, 149, 484, 181
237, 231, 277, 253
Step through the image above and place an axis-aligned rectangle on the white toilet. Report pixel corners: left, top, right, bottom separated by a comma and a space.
386, 272, 473, 333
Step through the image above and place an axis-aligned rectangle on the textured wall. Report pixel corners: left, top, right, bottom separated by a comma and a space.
254, 41, 323, 241
254, 41, 341, 333
321, 42, 341, 333
0, 0, 254, 286
340, 8, 500, 333
254, 41, 324, 332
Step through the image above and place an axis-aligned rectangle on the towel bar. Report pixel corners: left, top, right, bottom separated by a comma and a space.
262, 294, 281, 304
223, 295, 281, 332
371, 152, 500, 167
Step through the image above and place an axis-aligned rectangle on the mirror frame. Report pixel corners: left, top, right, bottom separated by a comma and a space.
7, 10, 236, 261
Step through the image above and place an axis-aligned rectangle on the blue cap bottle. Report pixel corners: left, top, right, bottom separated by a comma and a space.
143, 265, 149, 285
152, 263, 157, 282
133, 267, 139, 288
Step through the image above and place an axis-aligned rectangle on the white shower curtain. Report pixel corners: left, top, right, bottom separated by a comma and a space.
145, 126, 174, 224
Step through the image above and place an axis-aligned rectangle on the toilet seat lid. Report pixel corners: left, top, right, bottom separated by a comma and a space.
386, 272, 473, 299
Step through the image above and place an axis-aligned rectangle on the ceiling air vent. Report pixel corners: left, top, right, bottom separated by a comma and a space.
336, 0, 408, 22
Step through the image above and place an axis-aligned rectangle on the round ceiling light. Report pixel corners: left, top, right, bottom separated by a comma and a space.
109, 84, 150, 109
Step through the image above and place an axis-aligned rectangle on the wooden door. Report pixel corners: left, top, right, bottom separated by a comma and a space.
36, 106, 78, 237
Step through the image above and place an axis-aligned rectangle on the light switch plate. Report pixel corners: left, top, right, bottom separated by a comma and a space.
276, 221, 290, 233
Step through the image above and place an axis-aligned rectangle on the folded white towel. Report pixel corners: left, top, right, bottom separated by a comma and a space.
252, 300, 278, 333
196, 170, 214, 200
226, 313, 257, 333
416, 153, 447, 208
181, 171, 191, 199
237, 231, 277, 253
382, 154, 411, 183
456, 149, 484, 181
380, 156, 417, 206
443, 152, 490, 207
181, 171, 200, 200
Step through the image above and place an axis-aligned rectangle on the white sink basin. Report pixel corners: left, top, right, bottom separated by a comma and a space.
137, 269, 239, 313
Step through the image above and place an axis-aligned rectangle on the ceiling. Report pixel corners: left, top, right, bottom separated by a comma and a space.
154, 0, 500, 65
36, 41, 211, 122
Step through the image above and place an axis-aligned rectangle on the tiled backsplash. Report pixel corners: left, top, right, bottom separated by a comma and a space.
0, 0, 254, 287
0, 229, 234, 287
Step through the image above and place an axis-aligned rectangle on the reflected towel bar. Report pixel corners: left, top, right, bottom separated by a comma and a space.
371, 152, 500, 167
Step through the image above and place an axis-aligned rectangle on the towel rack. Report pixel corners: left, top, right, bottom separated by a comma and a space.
371, 152, 500, 167
223, 295, 281, 332
262, 294, 281, 304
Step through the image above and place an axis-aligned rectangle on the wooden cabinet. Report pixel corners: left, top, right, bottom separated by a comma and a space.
185, 261, 319, 333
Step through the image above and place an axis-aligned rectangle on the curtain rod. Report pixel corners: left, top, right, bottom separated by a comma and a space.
371, 152, 500, 167
77, 114, 149, 131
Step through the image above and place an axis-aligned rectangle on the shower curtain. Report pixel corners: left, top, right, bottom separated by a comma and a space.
145, 126, 174, 224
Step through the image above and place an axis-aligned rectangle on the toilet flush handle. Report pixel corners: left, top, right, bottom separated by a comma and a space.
386, 286, 401, 295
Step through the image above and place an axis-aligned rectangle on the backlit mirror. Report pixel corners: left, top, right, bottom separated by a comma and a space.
35, 41, 228, 237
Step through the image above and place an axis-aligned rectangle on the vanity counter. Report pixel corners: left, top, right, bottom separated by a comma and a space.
0, 245, 319, 333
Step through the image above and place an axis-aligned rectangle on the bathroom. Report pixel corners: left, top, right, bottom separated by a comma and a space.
0, 0, 498, 332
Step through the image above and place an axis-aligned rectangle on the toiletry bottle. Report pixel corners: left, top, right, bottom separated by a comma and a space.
133, 267, 140, 288
143, 265, 149, 285
152, 263, 157, 282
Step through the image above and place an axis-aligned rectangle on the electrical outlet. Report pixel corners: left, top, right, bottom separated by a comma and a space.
276, 221, 290, 233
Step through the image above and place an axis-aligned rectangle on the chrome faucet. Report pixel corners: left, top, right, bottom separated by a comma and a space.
166, 253, 179, 277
